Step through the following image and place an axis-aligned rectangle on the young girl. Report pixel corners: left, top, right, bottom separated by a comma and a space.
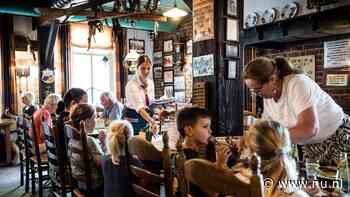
101, 120, 135, 197
68, 104, 104, 193
237, 119, 308, 197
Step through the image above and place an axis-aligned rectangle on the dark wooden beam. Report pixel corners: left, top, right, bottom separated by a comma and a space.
39, 8, 168, 25
0, 1, 50, 7
183, 0, 192, 10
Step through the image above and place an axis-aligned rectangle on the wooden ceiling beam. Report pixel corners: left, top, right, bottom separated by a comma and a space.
39, 8, 168, 25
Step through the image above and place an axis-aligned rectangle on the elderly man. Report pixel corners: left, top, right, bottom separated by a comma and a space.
100, 92, 124, 121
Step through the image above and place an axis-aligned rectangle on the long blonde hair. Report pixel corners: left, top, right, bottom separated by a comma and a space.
242, 120, 298, 197
108, 120, 134, 165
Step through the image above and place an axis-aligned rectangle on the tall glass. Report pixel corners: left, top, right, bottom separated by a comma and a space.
305, 158, 320, 179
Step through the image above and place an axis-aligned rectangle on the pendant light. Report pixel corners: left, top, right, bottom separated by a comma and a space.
163, 0, 188, 19
124, 22, 140, 62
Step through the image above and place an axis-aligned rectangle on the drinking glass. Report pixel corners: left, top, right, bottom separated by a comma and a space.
306, 158, 320, 179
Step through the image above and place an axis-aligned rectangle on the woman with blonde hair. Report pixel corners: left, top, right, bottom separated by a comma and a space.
33, 93, 61, 152
238, 119, 308, 197
101, 120, 135, 197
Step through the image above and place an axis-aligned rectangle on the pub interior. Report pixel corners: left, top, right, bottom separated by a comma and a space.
1, 0, 350, 197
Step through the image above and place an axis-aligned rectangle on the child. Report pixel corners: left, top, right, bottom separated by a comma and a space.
68, 104, 104, 194
101, 120, 135, 197
176, 107, 231, 196
237, 119, 308, 197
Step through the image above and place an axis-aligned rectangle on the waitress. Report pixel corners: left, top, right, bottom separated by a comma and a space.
125, 55, 158, 135
243, 56, 350, 166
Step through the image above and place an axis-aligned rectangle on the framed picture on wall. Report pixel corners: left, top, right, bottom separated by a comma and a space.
164, 70, 174, 83
226, 18, 239, 41
153, 51, 162, 64
163, 55, 173, 68
227, 60, 237, 79
164, 40, 173, 53
164, 85, 174, 97
227, 0, 237, 17
225, 43, 239, 58
129, 39, 145, 54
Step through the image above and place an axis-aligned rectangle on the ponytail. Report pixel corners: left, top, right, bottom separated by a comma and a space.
108, 120, 134, 165
272, 56, 304, 79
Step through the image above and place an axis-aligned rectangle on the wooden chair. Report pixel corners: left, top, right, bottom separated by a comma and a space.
18, 115, 34, 192
69, 122, 93, 197
127, 131, 173, 197
42, 121, 72, 197
29, 116, 50, 197
15, 115, 26, 187
174, 136, 188, 197
184, 154, 264, 197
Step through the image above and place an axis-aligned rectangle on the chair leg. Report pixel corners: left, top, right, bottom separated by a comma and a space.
25, 159, 30, 192
19, 153, 24, 186
31, 162, 36, 195
38, 167, 43, 197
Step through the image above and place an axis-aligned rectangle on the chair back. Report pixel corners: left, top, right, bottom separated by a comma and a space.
175, 137, 188, 197
184, 154, 264, 197
42, 120, 71, 196
68, 122, 93, 196
127, 132, 173, 197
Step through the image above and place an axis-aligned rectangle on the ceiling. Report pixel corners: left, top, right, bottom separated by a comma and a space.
0, 0, 192, 32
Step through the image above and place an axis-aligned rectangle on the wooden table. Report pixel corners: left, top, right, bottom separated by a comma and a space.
0, 119, 14, 165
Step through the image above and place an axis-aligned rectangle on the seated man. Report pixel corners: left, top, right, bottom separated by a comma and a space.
100, 92, 124, 122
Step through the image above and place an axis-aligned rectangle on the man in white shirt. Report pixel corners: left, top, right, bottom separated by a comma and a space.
244, 56, 349, 166
125, 55, 157, 135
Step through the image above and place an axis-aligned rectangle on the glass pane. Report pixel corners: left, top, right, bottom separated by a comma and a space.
92, 55, 111, 104
71, 53, 91, 94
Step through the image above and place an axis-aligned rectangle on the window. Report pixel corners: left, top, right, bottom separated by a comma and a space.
70, 47, 115, 105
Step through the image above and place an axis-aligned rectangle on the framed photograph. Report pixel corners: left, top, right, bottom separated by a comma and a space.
153, 51, 162, 64
174, 76, 185, 90
164, 70, 173, 83
192, 54, 214, 77
225, 43, 239, 58
163, 55, 173, 68
227, 0, 237, 17
164, 40, 173, 53
226, 18, 239, 41
129, 39, 145, 54
153, 66, 163, 79
164, 86, 174, 97
227, 60, 237, 79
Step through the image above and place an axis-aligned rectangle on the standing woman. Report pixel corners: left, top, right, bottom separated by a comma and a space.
125, 55, 158, 135
243, 56, 350, 166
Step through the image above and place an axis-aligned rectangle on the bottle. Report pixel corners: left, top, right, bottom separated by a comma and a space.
291, 144, 300, 177
337, 150, 350, 193
145, 126, 153, 142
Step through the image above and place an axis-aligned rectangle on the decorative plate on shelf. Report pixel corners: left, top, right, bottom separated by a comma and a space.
261, 8, 277, 24
281, 2, 299, 20
245, 12, 259, 28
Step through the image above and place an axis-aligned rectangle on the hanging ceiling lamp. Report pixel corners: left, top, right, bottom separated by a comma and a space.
163, 0, 188, 19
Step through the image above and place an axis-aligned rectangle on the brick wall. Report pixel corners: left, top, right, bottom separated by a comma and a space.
257, 40, 350, 114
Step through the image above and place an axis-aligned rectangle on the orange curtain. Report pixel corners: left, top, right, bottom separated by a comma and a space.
70, 23, 113, 49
